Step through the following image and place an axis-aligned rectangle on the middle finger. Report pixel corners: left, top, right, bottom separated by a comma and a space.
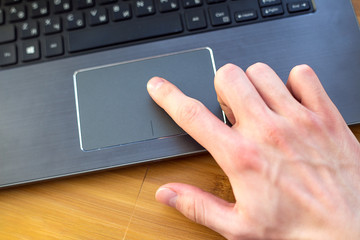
214, 64, 270, 126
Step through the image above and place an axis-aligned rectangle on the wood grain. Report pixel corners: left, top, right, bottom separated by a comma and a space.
0, 166, 148, 240
354, 0, 360, 23
0, 1, 359, 239
351, 125, 360, 142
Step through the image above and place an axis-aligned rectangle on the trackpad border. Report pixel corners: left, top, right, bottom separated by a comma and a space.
73, 47, 224, 151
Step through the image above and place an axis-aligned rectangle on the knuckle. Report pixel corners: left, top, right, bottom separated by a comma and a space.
301, 109, 318, 125
299, 109, 340, 136
262, 118, 287, 148
230, 141, 264, 173
176, 99, 204, 124
293, 108, 322, 129
322, 113, 343, 134
248, 104, 270, 119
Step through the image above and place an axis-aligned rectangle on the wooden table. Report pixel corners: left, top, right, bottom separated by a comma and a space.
1, 1, 360, 239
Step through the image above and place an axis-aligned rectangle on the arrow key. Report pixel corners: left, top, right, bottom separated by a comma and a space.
235, 9, 257, 22
261, 5, 283, 17
288, 1, 310, 13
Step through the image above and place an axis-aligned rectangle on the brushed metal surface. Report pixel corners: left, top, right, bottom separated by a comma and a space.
1, 0, 360, 187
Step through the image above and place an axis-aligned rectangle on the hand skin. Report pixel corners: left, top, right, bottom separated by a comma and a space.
147, 63, 360, 240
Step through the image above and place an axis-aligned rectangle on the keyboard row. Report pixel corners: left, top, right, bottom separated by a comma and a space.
0, 0, 311, 24
0, 0, 218, 23
0, 0, 314, 67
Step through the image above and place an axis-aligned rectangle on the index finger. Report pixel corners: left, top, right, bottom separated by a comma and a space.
147, 77, 236, 163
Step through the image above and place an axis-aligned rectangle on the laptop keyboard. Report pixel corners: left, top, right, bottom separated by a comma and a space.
0, 0, 314, 68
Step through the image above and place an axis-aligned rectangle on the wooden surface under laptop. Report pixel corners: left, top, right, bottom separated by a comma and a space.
1, 1, 360, 238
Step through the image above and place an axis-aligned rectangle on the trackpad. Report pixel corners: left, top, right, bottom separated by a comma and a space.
74, 48, 223, 151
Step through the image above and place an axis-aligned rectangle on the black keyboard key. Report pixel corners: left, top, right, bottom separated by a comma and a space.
19, 21, 39, 39
52, 0, 72, 13
77, 0, 95, 9
98, 0, 116, 5
261, 5, 283, 17
0, 25, 16, 43
134, 0, 155, 17
53, 0, 71, 13
68, 13, 183, 52
206, 0, 225, 3
22, 39, 40, 61
235, 10, 258, 22
185, 9, 206, 30
288, 1, 310, 13
29, 0, 50, 18
42, 16, 62, 34
110, 3, 131, 21
0, 44, 17, 66
183, 0, 202, 8
29, 0, 49, 18
0, 9, 4, 24
258, 0, 281, 7
158, 0, 179, 13
208, 5, 231, 26
8, 5, 27, 22
4, 0, 21, 5
88, 8, 108, 26
45, 35, 63, 57
66, 12, 85, 30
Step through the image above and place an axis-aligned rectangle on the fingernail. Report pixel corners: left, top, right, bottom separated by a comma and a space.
147, 77, 165, 92
155, 187, 178, 208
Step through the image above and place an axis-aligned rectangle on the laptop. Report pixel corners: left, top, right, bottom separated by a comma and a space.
1, 0, 360, 188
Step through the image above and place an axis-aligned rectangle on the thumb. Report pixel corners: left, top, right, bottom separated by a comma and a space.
155, 183, 239, 237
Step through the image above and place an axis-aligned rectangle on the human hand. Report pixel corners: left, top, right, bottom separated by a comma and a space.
147, 63, 360, 239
